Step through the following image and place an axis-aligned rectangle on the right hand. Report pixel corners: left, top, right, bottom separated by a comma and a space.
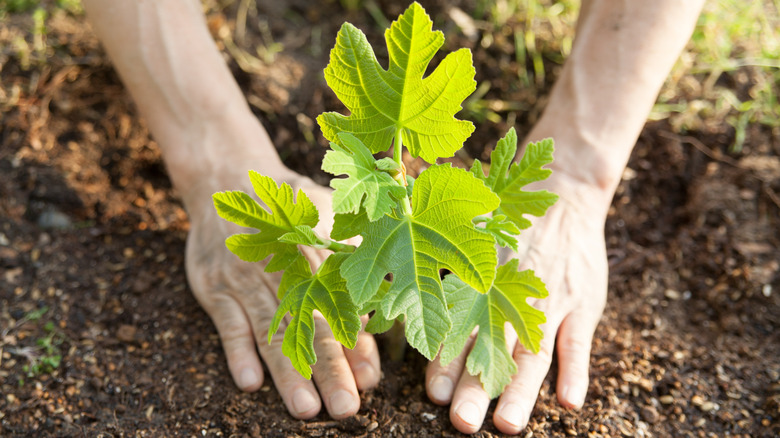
425, 175, 610, 434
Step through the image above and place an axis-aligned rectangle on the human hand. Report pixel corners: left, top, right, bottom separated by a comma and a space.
425, 177, 609, 434
184, 170, 381, 420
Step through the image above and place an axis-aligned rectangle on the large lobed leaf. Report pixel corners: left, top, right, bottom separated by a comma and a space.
317, 2, 476, 163
269, 254, 360, 379
471, 128, 559, 230
340, 164, 499, 359
212, 171, 319, 271
441, 259, 548, 398
322, 133, 407, 221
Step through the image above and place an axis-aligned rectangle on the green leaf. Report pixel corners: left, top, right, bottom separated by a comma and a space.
341, 164, 499, 359
375, 157, 401, 172
441, 259, 548, 398
212, 171, 319, 271
279, 225, 320, 247
317, 2, 476, 163
358, 280, 395, 334
322, 133, 407, 221
269, 253, 360, 379
476, 214, 521, 250
331, 210, 370, 241
472, 129, 558, 230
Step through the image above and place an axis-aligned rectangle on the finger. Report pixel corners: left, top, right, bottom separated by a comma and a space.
343, 329, 381, 391
555, 309, 597, 409
493, 329, 557, 435
425, 331, 475, 405
206, 294, 265, 392
310, 311, 361, 419
449, 361, 491, 434
255, 330, 322, 419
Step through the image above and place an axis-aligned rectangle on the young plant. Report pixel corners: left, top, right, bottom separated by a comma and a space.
213, 2, 558, 398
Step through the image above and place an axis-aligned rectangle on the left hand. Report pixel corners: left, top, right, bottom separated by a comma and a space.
425, 179, 609, 434
184, 167, 381, 420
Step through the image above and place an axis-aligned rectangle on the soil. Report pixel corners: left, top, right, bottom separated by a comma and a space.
1, 1, 779, 437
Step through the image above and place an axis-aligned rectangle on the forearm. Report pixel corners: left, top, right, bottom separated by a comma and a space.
526, 0, 704, 212
82, 0, 288, 211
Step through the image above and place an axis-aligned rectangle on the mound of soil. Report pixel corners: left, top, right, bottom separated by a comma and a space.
1, 2, 778, 436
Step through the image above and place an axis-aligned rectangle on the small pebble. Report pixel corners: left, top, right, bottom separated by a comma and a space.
420, 412, 436, 422
641, 405, 660, 424
659, 395, 675, 405
37, 209, 72, 229
638, 378, 654, 392
116, 325, 137, 343
700, 401, 718, 412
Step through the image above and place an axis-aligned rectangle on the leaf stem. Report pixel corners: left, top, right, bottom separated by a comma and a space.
307, 228, 357, 253
321, 239, 356, 253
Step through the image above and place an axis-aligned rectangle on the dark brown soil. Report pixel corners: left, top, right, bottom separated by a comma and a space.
1, 2, 778, 437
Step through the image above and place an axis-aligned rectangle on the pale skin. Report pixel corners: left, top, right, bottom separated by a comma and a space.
82, 0, 704, 434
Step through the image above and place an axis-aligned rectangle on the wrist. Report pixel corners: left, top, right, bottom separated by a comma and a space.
521, 125, 625, 221
158, 102, 295, 218
521, 111, 631, 216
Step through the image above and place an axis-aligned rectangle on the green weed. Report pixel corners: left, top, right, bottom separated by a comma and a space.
655, 0, 780, 151
5, 307, 65, 384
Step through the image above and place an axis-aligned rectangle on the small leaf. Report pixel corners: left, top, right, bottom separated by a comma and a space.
279, 225, 320, 246
358, 280, 395, 334
472, 130, 558, 230
441, 259, 548, 398
375, 158, 401, 171
269, 253, 360, 379
322, 133, 407, 221
341, 164, 499, 359
317, 2, 476, 163
212, 172, 319, 271
331, 211, 370, 241
477, 214, 521, 250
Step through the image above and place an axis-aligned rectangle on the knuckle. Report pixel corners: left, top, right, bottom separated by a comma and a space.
558, 334, 592, 358
217, 323, 254, 354
514, 340, 554, 365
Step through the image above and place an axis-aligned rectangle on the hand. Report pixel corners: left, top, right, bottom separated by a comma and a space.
425, 177, 609, 434
184, 171, 381, 420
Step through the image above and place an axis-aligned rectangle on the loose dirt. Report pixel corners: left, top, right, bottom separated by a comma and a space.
1, 2, 778, 436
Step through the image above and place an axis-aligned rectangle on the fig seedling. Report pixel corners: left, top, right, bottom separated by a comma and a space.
213, 2, 558, 397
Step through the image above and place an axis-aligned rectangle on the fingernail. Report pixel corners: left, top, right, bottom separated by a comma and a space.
292, 388, 318, 415
455, 401, 482, 428
238, 367, 259, 390
497, 402, 527, 430
429, 375, 453, 402
562, 384, 587, 408
329, 389, 356, 417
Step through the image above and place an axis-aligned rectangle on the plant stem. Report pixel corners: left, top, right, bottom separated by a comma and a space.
384, 318, 408, 362
393, 127, 403, 165
394, 128, 414, 216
